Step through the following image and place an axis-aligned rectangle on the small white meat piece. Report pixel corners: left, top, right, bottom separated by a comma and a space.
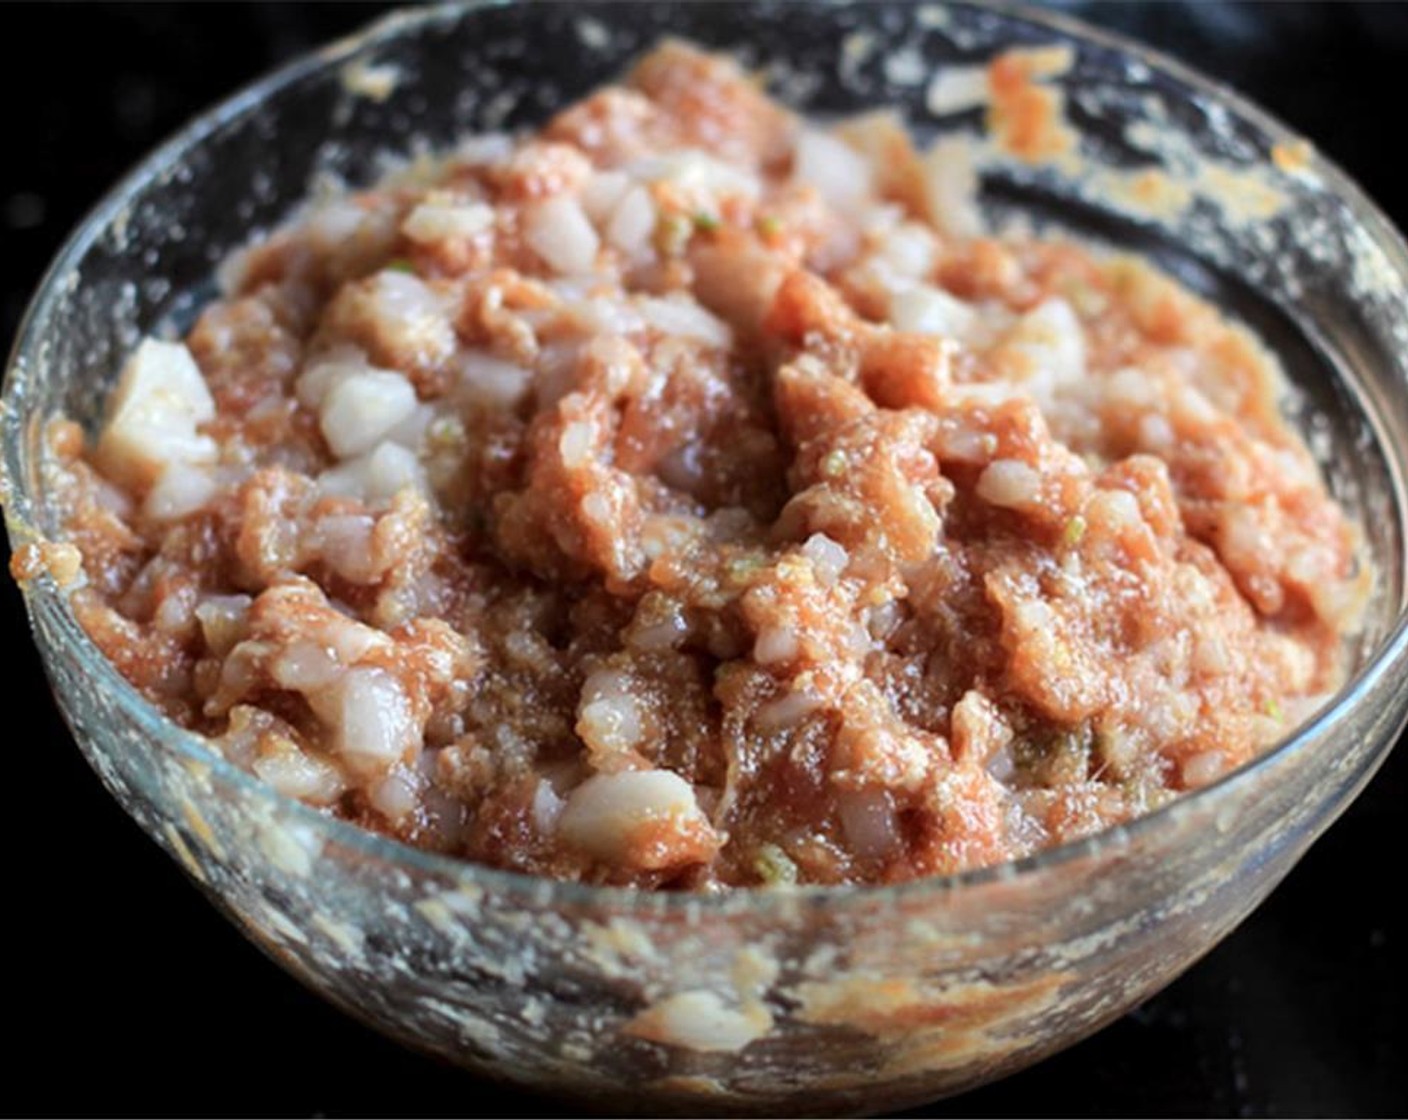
294, 346, 365, 411
627, 150, 761, 201
319, 369, 418, 458
318, 440, 426, 503
580, 170, 631, 222
455, 351, 535, 411
976, 459, 1043, 510
636, 295, 733, 349
96, 339, 216, 490
525, 195, 600, 275
576, 669, 647, 758
558, 770, 712, 865
793, 130, 873, 208
194, 594, 252, 656
923, 136, 983, 238
605, 186, 657, 256
143, 463, 218, 521
995, 298, 1087, 407
314, 666, 416, 775
889, 284, 977, 339
401, 198, 494, 244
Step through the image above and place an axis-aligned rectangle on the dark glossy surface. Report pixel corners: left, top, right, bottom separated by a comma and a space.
2, 4, 1404, 1115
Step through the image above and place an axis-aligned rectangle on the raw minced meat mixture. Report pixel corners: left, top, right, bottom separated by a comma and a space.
21, 42, 1366, 888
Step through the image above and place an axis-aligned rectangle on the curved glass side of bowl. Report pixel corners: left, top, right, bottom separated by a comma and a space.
4, 3, 1408, 1114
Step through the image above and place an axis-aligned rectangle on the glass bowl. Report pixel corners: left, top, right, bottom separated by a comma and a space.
4, 2, 1408, 1115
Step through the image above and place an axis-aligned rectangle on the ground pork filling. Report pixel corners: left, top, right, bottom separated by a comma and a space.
28, 42, 1366, 889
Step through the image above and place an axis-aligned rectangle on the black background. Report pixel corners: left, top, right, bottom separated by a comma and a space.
2, 4, 1405, 1117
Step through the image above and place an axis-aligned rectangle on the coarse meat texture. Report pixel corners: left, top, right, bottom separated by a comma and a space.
24, 41, 1366, 889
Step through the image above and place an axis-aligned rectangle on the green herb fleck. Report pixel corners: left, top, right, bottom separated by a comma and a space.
386, 257, 417, 274
1264, 697, 1283, 720
724, 553, 766, 582
1062, 514, 1087, 547
693, 211, 722, 233
754, 843, 799, 886
427, 415, 466, 451
755, 213, 783, 239
821, 449, 849, 479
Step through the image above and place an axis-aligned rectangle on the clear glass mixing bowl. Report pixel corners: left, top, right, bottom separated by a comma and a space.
4, 3, 1408, 1115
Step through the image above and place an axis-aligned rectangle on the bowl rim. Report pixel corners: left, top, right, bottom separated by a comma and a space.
5, 0, 1408, 916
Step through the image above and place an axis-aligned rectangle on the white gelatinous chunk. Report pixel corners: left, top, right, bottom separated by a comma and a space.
877, 221, 938, 280
96, 339, 217, 489
456, 350, 534, 410
1180, 750, 1226, 788
323, 666, 416, 772
302, 198, 399, 269
525, 195, 600, 275
194, 594, 251, 656
1089, 487, 1143, 533
923, 136, 983, 238
319, 369, 418, 458
755, 688, 824, 734
318, 440, 426, 503
976, 459, 1043, 510
801, 533, 849, 586
1008, 298, 1086, 387
143, 463, 218, 521
386, 402, 435, 451
837, 788, 901, 859
889, 284, 977, 339
577, 669, 646, 755
531, 779, 566, 834
581, 170, 631, 222
141, 591, 183, 644
271, 640, 343, 692
314, 513, 378, 583
606, 186, 657, 256
252, 747, 345, 805
558, 770, 706, 862
754, 626, 800, 666
304, 199, 371, 250
454, 132, 514, 166
401, 199, 494, 244
626, 150, 761, 200
559, 419, 598, 469
636, 295, 732, 349
352, 270, 458, 372
793, 130, 873, 207
313, 608, 391, 664
370, 767, 421, 822
295, 346, 365, 410
1107, 366, 1159, 409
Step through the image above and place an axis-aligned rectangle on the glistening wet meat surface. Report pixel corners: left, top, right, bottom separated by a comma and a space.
25, 42, 1365, 888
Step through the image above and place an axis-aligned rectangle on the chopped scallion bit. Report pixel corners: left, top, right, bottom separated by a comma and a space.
755, 843, 798, 886
1062, 514, 1087, 546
